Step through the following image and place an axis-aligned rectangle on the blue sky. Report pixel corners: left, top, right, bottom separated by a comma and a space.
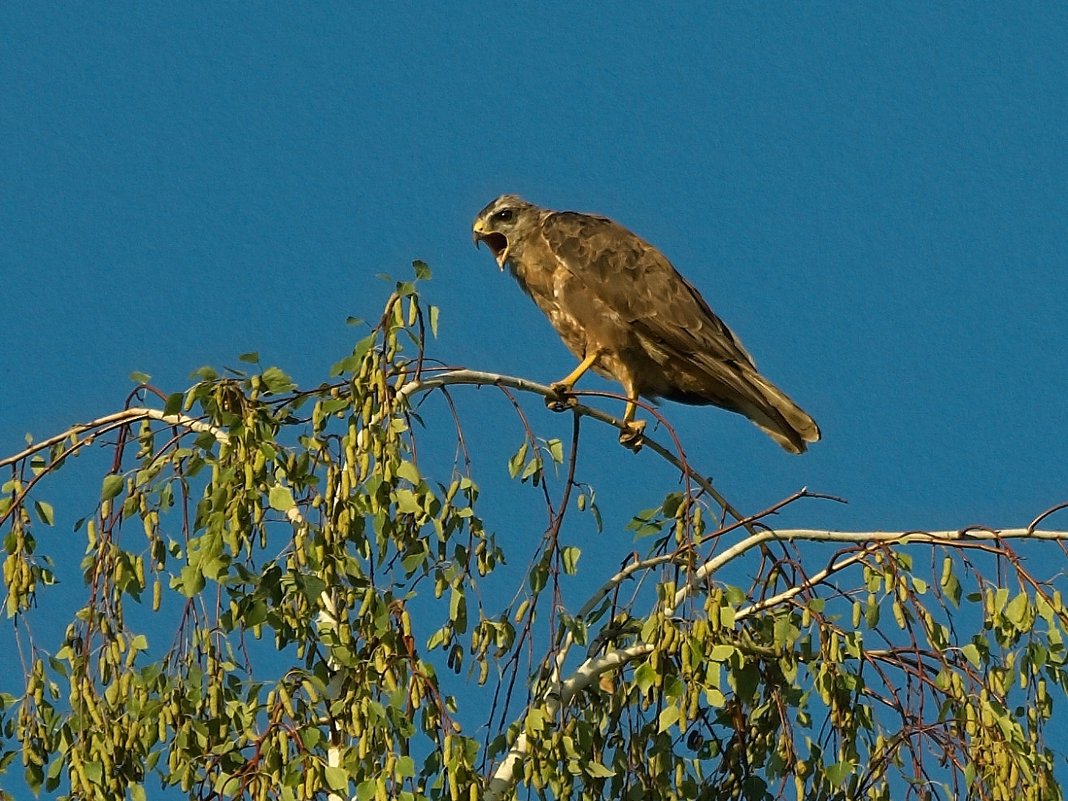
2, 5, 1068, 783
5, 5, 1066, 532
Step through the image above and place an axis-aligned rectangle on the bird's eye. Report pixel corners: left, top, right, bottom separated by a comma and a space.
493, 209, 515, 222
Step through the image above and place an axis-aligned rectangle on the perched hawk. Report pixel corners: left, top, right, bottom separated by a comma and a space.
472, 195, 820, 453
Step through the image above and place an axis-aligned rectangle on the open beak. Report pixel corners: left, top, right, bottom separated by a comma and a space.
472, 224, 509, 270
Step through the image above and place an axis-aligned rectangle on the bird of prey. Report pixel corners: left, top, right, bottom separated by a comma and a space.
471, 195, 820, 453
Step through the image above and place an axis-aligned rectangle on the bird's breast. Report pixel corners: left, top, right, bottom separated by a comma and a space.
505, 245, 591, 359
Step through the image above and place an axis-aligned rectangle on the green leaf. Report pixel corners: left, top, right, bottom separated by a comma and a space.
634, 661, 655, 694
961, 643, 981, 668
33, 500, 54, 526
825, 758, 855, 787
238, 352, 260, 364
508, 443, 528, 479
163, 392, 184, 416
394, 488, 423, 514
1005, 592, 1029, 627
413, 259, 432, 280
245, 600, 268, 627
397, 460, 421, 485
268, 485, 295, 512
993, 586, 1009, 613
449, 587, 466, 625
83, 760, 102, 783
331, 355, 358, 376
1036, 594, 1055, 625
520, 457, 540, 482
101, 474, 124, 501
529, 562, 548, 593
561, 546, 581, 575
546, 438, 564, 463
773, 615, 797, 647
724, 585, 746, 606
657, 704, 680, 733
632, 520, 663, 540
178, 565, 205, 597
401, 548, 429, 574
24, 761, 42, 793
47, 755, 64, 783
586, 761, 615, 778
525, 708, 545, 734
426, 627, 446, 651
709, 644, 736, 662
661, 492, 684, 517
260, 366, 296, 394
300, 728, 322, 750
325, 766, 349, 792
129, 371, 151, 384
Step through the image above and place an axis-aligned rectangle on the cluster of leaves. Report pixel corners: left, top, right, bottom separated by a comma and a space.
2, 265, 1068, 801
492, 488, 1067, 801
1, 266, 501, 800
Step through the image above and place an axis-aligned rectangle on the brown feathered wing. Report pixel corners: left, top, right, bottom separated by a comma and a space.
539, 212, 820, 453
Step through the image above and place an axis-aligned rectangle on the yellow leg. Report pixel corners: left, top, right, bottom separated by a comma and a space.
554, 350, 600, 392
546, 351, 601, 412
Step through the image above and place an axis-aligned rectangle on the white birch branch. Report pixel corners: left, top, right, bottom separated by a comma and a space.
667, 527, 1068, 616
485, 643, 654, 801
0, 407, 228, 469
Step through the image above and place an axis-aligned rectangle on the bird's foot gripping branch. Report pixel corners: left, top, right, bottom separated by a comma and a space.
2, 266, 1068, 801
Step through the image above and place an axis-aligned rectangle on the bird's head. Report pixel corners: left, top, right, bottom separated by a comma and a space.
472, 194, 538, 270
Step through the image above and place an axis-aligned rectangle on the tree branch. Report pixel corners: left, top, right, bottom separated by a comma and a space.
397, 369, 746, 525
0, 408, 228, 470
485, 643, 655, 801
667, 527, 1068, 616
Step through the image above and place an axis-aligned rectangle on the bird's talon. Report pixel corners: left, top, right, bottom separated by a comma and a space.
546, 384, 578, 412
618, 420, 647, 451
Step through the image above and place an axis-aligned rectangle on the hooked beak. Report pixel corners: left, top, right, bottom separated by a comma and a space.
472, 222, 509, 270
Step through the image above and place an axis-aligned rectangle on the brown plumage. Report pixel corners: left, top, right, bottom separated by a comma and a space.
471, 194, 820, 453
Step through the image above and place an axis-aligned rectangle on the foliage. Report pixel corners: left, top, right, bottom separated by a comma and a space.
1, 264, 1067, 801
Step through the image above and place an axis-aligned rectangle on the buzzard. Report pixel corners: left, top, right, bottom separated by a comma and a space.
472, 195, 820, 453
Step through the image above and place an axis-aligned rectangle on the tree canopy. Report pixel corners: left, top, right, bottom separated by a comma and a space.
2, 266, 1067, 801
